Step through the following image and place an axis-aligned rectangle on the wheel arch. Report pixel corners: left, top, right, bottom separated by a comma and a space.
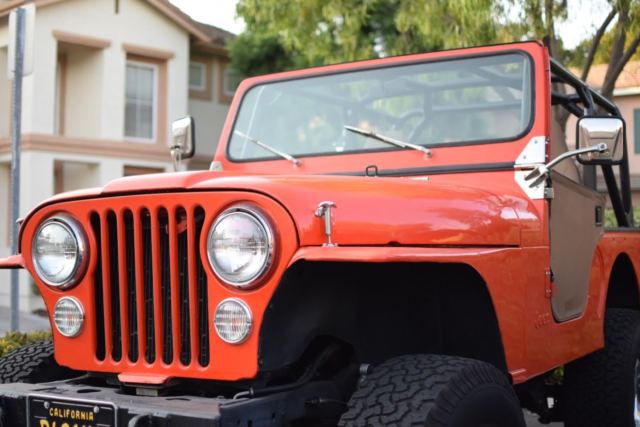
606, 252, 640, 310
258, 260, 508, 375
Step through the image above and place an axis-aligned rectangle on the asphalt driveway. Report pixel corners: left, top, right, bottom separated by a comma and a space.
525, 411, 562, 426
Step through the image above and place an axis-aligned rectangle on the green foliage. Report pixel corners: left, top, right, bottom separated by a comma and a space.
232, 0, 507, 76
604, 208, 640, 227
546, 366, 564, 385
567, 31, 640, 71
230, 0, 640, 82
0, 330, 51, 358
228, 33, 299, 77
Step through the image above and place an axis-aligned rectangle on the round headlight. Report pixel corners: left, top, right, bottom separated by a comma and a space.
53, 297, 84, 337
214, 298, 252, 344
207, 206, 274, 287
32, 214, 88, 288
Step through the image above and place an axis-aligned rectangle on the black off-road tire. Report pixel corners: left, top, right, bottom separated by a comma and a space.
338, 354, 525, 427
564, 308, 640, 427
0, 340, 76, 384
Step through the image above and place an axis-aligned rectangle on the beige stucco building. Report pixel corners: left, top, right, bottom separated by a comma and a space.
0, 0, 235, 311
565, 61, 640, 205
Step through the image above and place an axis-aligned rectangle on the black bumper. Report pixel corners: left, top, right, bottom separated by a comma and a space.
0, 380, 313, 426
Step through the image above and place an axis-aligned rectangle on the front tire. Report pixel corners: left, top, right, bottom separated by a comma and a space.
564, 308, 640, 427
0, 340, 76, 383
338, 354, 525, 427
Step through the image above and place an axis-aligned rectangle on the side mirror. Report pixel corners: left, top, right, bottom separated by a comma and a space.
170, 116, 196, 170
576, 117, 624, 164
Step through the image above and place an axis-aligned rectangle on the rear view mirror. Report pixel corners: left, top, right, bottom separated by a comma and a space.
576, 117, 624, 164
170, 116, 196, 171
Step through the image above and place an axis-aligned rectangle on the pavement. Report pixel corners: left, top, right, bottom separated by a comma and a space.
0, 306, 50, 335
525, 411, 562, 426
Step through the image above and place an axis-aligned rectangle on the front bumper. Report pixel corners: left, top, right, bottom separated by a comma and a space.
0, 380, 314, 426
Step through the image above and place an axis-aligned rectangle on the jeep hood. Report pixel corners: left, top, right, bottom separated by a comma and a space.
40, 171, 521, 247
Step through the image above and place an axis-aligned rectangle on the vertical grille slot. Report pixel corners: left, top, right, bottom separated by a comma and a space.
90, 213, 106, 361
159, 208, 173, 364
177, 207, 191, 365
107, 211, 122, 362
124, 210, 138, 362
194, 207, 209, 366
141, 209, 155, 363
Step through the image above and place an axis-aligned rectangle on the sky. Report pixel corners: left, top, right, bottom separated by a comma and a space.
169, 0, 611, 49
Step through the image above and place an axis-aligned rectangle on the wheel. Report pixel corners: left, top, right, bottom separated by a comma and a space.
564, 308, 640, 427
0, 340, 76, 383
338, 354, 525, 427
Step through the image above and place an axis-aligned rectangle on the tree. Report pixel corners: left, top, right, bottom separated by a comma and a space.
518, 0, 640, 101
230, 0, 640, 106
230, 0, 507, 77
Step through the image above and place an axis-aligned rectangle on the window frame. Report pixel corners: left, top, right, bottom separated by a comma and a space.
124, 59, 159, 143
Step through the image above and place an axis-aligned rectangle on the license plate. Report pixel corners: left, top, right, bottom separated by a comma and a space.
28, 395, 116, 427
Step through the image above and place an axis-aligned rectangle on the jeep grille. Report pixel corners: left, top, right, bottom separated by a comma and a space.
89, 206, 210, 367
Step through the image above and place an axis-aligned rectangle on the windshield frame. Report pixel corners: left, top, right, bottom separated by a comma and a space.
225, 49, 536, 164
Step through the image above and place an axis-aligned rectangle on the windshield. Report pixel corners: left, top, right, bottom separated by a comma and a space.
228, 52, 532, 161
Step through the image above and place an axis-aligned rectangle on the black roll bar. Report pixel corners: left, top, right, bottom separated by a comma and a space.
549, 59, 633, 228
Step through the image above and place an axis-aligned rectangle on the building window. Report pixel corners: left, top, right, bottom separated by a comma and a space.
218, 62, 241, 103
223, 66, 241, 97
125, 60, 157, 141
189, 61, 206, 91
635, 108, 640, 154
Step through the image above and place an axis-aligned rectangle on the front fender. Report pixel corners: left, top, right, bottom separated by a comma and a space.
0, 254, 24, 269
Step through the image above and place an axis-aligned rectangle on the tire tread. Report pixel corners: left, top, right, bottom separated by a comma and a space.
0, 340, 75, 384
338, 354, 523, 427
564, 308, 640, 427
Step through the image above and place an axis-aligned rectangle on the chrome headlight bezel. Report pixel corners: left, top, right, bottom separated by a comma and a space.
206, 205, 275, 288
32, 213, 88, 289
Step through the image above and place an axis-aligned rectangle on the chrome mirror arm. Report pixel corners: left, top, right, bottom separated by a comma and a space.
525, 143, 607, 188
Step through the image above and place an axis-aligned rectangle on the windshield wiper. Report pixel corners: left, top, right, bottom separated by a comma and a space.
233, 130, 301, 166
344, 125, 432, 158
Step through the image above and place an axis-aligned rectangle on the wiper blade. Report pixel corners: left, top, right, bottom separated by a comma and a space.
344, 125, 432, 158
233, 130, 301, 166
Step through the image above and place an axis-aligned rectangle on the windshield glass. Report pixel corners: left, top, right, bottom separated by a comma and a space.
228, 52, 532, 161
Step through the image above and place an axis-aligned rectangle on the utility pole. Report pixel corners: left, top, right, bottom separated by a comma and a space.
9, 6, 26, 332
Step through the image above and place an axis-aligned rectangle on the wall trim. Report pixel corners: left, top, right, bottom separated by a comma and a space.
123, 43, 175, 60
0, 134, 173, 162
53, 30, 111, 49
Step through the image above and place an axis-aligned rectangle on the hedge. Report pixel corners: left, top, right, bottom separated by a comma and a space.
0, 331, 51, 358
